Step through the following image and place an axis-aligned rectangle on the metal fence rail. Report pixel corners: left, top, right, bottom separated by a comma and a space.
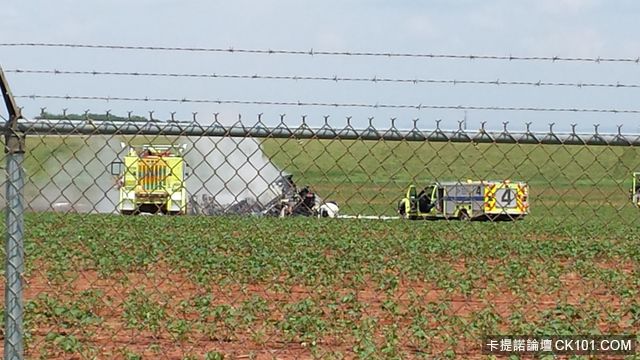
8, 117, 640, 145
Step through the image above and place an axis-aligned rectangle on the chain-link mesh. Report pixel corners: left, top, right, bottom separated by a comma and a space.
2, 115, 640, 359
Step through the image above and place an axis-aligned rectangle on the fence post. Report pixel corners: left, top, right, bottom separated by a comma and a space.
1, 67, 25, 360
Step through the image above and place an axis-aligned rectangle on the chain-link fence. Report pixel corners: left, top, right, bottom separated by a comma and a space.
1, 108, 640, 359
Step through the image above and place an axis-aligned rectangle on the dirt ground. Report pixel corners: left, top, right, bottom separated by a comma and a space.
1, 259, 636, 360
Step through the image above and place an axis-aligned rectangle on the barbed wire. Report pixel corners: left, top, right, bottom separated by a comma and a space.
6, 68, 640, 89
2, 43, 639, 64
15, 94, 640, 114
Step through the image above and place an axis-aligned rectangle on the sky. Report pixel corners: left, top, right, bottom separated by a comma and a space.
1, 0, 640, 133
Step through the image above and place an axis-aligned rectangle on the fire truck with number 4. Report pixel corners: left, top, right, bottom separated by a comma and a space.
397, 180, 529, 221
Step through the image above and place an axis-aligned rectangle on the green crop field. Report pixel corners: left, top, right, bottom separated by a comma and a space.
0, 135, 639, 359
0, 213, 638, 359
262, 138, 640, 222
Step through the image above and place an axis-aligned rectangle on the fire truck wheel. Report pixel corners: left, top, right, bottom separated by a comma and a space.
459, 210, 470, 221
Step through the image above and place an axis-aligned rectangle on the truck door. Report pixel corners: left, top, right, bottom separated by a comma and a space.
408, 186, 418, 212
418, 185, 436, 213
472, 185, 483, 212
436, 187, 445, 213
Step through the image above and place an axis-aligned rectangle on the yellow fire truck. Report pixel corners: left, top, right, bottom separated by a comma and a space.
397, 180, 529, 221
111, 145, 188, 215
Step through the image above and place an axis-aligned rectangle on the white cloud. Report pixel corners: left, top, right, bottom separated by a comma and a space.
521, 27, 605, 57
536, 0, 599, 15
403, 14, 439, 40
314, 30, 350, 52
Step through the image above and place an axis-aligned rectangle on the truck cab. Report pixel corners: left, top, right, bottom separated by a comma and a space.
400, 185, 437, 217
